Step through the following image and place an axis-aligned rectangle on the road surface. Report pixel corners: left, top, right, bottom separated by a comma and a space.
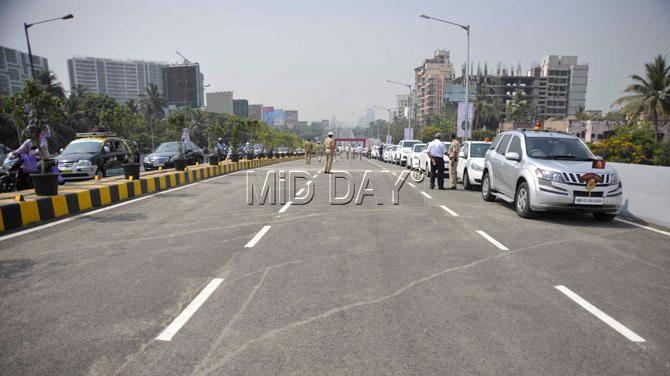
1, 157, 669, 375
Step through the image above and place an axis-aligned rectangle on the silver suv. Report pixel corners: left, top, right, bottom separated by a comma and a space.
481, 130, 622, 221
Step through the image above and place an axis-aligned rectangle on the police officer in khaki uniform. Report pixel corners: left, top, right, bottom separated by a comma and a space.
304, 140, 313, 164
323, 132, 336, 173
316, 141, 323, 162
447, 132, 461, 189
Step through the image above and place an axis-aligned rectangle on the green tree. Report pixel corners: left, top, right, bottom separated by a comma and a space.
140, 83, 165, 150
612, 55, 670, 145
35, 70, 66, 100
506, 90, 532, 123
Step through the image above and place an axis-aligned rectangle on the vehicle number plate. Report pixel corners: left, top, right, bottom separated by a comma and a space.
575, 197, 603, 205
60, 168, 72, 174
153, 162, 164, 167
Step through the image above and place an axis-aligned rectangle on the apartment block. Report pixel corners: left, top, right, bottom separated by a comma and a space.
248, 104, 263, 121
414, 49, 454, 124
206, 91, 233, 114
67, 56, 167, 103
233, 99, 249, 118
162, 63, 204, 108
0, 45, 49, 95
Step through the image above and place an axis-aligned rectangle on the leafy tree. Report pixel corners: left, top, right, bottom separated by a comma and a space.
506, 90, 532, 123
652, 141, 670, 166
140, 83, 165, 150
612, 55, 670, 144
35, 70, 66, 100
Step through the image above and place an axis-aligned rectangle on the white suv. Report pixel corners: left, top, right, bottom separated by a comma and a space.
395, 139, 422, 166
481, 130, 622, 221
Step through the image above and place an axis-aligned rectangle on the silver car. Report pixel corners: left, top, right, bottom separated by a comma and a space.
481, 130, 622, 221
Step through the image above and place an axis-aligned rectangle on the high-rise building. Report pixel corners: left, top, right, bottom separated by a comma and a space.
233, 99, 249, 118
248, 104, 263, 121
395, 92, 417, 119
285, 110, 299, 129
205, 91, 233, 114
273, 109, 285, 128
262, 106, 274, 125
162, 63, 204, 108
0, 45, 49, 95
67, 56, 166, 103
414, 49, 454, 124
444, 55, 589, 121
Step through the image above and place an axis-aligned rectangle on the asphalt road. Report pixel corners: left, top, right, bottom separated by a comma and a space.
1, 156, 669, 375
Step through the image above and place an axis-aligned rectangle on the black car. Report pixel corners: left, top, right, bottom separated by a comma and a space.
143, 141, 205, 170
56, 133, 136, 180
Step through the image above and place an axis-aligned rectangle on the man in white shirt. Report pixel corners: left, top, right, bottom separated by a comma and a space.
425, 132, 448, 189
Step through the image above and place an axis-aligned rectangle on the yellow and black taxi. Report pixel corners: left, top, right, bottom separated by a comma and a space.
56, 132, 139, 180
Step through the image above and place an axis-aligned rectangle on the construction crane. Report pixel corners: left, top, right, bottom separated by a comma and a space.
176, 51, 191, 64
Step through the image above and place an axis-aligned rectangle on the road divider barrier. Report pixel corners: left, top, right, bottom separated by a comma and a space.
0, 157, 299, 233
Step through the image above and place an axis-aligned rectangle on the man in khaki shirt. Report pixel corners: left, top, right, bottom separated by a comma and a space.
323, 132, 336, 173
304, 140, 313, 165
316, 141, 323, 162
447, 132, 461, 189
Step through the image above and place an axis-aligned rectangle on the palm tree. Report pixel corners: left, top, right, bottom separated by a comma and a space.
613, 55, 670, 145
35, 70, 66, 100
506, 90, 532, 123
140, 83, 165, 150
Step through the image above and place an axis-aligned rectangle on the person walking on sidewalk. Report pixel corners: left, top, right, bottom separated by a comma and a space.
447, 132, 461, 189
323, 132, 336, 173
316, 141, 323, 162
425, 132, 447, 190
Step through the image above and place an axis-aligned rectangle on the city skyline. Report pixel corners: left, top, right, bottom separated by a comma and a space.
1, 0, 669, 124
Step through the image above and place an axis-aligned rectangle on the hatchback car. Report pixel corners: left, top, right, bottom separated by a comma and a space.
408, 143, 426, 170
481, 130, 622, 221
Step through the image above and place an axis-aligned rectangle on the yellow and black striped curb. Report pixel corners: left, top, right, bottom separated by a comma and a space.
0, 157, 300, 233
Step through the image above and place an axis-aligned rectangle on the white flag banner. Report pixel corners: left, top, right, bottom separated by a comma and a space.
403, 127, 414, 140
181, 128, 190, 143
457, 102, 473, 138
385, 134, 393, 144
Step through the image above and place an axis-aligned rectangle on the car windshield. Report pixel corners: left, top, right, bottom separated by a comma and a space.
403, 141, 420, 148
413, 144, 426, 152
469, 143, 491, 158
525, 137, 593, 160
62, 140, 102, 154
391, 146, 397, 151
155, 142, 180, 153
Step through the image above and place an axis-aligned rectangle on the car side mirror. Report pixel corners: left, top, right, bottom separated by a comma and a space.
59, 148, 64, 153
505, 152, 521, 161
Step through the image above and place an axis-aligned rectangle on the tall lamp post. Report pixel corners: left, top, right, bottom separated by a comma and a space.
419, 13, 470, 141
372, 106, 392, 143
386, 80, 412, 137
24, 14, 74, 79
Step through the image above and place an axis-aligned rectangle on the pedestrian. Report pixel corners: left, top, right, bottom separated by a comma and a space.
447, 132, 461, 189
316, 141, 323, 162
378, 144, 384, 161
304, 140, 313, 165
425, 132, 448, 190
345, 144, 350, 159
323, 132, 336, 173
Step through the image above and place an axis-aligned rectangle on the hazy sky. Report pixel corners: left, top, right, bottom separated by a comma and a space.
1, 0, 669, 124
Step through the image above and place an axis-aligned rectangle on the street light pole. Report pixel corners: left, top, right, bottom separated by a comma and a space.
386, 80, 413, 139
23, 14, 74, 79
418, 13, 470, 140
372, 106, 392, 143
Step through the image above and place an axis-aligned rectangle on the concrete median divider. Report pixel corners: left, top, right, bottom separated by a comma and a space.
0, 156, 300, 233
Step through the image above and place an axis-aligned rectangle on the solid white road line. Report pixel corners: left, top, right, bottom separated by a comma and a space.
245, 225, 271, 248
408, 182, 416, 188
156, 277, 225, 341
615, 218, 670, 237
440, 205, 459, 217
278, 201, 292, 213
420, 191, 432, 199
381, 170, 389, 173
0, 171, 242, 243
391, 172, 397, 176
555, 285, 645, 343
476, 230, 509, 251
296, 188, 305, 196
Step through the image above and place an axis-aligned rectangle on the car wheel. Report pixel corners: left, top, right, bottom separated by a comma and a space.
481, 173, 495, 202
515, 182, 534, 218
463, 170, 472, 190
593, 212, 616, 222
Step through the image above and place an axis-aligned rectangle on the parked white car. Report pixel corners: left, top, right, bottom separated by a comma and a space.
407, 143, 426, 169
383, 145, 397, 163
394, 139, 422, 166
419, 142, 451, 177
456, 141, 491, 190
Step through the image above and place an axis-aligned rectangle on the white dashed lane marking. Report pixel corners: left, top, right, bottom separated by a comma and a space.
555, 285, 645, 343
440, 205, 459, 216
245, 225, 272, 248
278, 202, 292, 213
476, 230, 509, 251
420, 191, 432, 199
